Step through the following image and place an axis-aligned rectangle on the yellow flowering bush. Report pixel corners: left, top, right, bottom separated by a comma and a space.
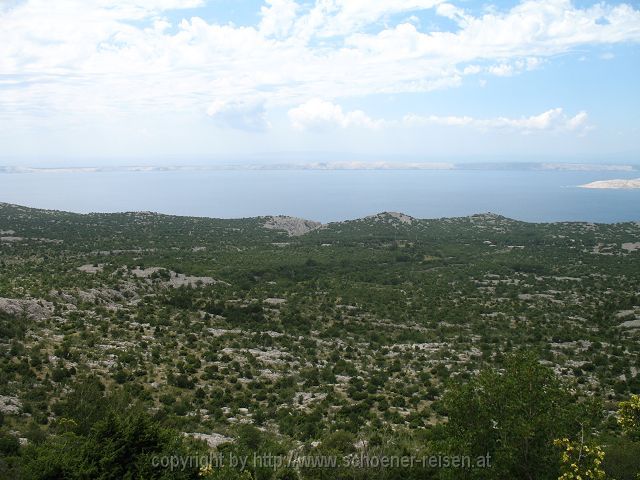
553, 437, 606, 480
199, 464, 214, 478
198, 463, 253, 480
617, 394, 640, 440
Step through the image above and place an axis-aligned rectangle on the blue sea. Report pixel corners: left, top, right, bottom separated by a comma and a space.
0, 169, 638, 223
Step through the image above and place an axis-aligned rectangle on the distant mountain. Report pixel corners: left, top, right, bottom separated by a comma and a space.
1, 162, 638, 174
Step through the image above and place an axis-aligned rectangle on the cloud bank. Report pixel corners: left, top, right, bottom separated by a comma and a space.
289, 101, 589, 134
1, 0, 639, 128
289, 99, 383, 131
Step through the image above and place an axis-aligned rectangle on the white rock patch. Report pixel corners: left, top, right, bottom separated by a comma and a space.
184, 432, 232, 448
622, 242, 640, 252
130, 267, 225, 287
263, 216, 322, 236
0, 395, 22, 414
78, 264, 104, 274
0, 297, 53, 321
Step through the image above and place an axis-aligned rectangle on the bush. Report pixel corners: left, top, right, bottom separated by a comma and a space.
438, 353, 599, 479
602, 436, 640, 480
23, 406, 203, 480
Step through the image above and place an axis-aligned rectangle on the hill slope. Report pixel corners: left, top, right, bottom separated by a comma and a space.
1, 202, 639, 474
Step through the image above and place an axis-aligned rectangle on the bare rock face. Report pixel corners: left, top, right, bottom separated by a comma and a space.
76, 288, 126, 306
366, 212, 415, 225
0, 236, 25, 242
183, 432, 232, 448
264, 297, 286, 306
129, 267, 226, 287
263, 216, 322, 236
0, 297, 54, 321
0, 395, 22, 414
622, 242, 640, 252
77, 264, 104, 274
469, 212, 504, 222
620, 319, 640, 329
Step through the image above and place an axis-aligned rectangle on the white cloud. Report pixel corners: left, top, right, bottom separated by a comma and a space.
0, 0, 638, 131
481, 108, 588, 132
207, 98, 270, 131
403, 114, 474, 127
292, 0, 445, 39
260, 0, 299, 37
290, 101, 589, 134
288, 99, 383, 130
435, 3, 470, 25
346, 0, 640, 73
403, 108, 590, 133
565, 111, 589, 131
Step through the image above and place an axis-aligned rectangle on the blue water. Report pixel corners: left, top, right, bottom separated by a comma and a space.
0, 170, 638, 223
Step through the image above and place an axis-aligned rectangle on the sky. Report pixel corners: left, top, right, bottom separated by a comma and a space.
0, 0, 639, 165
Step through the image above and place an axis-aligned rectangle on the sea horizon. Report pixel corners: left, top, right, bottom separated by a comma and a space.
2, 167, 639, 224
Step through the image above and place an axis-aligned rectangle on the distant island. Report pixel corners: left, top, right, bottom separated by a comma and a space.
0, 162, 638, 174
579, 178, 640, 189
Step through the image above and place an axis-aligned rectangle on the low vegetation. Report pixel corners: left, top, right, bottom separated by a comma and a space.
1, 203, 639, 478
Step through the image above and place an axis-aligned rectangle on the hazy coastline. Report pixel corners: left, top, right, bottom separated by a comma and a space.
0, 162, 638, 175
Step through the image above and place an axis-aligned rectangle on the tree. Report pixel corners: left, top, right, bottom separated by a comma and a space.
439, 353, 596, 480
23, 401, 204, 479
603, 394, 640, 479
52, 376, 107, 435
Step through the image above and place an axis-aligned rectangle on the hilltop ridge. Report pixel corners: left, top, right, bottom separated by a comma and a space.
0, 201, 630, 228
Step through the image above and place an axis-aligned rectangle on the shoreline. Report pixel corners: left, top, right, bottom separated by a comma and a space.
578, 178, 640, 189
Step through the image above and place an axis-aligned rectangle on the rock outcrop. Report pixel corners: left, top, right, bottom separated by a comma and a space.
263, 216, 322, 236
0, 297, 53, 321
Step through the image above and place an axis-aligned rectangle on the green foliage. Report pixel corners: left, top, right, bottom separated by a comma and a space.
554, 437, 606, 480
0, 311, 28, 340
602, 435, 640, 480
2, 203, 640, 479
0, 431, 20, 457
52, 376, 107, 435
618, 394, 640, 441
439, 353, 598, 479
23, 408, 202, 479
